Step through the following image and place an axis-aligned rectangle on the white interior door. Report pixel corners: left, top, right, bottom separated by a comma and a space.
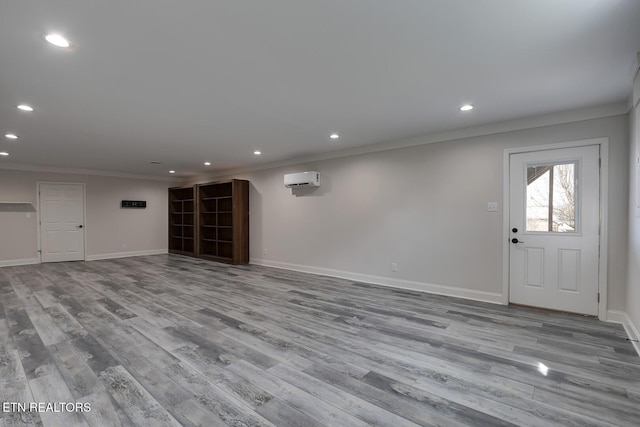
40, 183, 85, 262
509, 145, 600, 315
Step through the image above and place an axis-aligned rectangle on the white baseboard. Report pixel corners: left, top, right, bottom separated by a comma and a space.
250, 258, 504, 305
0, 251, 168, 266
606, 310, 640, 357
0, 257, 40, 267
86, 249, 168, 261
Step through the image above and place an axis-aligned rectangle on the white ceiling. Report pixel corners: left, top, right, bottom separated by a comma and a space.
1, 0, 639, 178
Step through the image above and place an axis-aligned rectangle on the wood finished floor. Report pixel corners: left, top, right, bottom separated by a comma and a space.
1, 255, 639, 427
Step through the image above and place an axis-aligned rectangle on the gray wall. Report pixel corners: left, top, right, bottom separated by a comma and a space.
0, 112, 631, 318
627, 70, 640, 338
0, 169, 169, 263
217, 114, 629, 310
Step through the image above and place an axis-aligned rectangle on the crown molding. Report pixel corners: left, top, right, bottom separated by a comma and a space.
0, 163, 181, 183
198, 101, 628, 181
3, 101, 629, 185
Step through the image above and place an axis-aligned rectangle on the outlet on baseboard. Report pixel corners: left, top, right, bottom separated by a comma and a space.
391, 262, 398, 272
263, 249, 267, 256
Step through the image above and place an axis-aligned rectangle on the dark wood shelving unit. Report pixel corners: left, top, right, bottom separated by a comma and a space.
168, 186, 196, 256
168, 179, 249, 265
197, 179, 249, 264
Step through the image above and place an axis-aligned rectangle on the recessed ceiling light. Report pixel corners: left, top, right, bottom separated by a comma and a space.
45, 33, 71, 48
204, 162, 211, 166
329, 133, 340, 139
17, 104, 34, 112
5, 134, 18, 139
149, 161, 162, 164
253, 151, 261, 155
459, 104, 474, 111
169, 170, 176, 174
0, 152, 9, 156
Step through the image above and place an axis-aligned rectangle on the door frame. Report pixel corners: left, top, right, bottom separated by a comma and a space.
36, 182, 87, 263
502, 138, 609, 320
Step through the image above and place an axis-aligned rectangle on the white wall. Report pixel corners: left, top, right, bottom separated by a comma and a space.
0, 169, 170, 264
0, 170, 38, 263
626, 69, 640, 346
211, 114, 629, 309
1, 113, 628, 317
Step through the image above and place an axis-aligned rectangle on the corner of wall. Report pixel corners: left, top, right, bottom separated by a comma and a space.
606, 310, 640, 356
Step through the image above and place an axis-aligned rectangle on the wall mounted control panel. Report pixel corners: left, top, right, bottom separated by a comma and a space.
121, 200, 147, 208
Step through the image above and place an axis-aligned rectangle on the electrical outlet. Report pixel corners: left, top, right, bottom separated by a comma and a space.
487, 202, 498, 212
391, 262, 398, 272
263, 249, 267, 256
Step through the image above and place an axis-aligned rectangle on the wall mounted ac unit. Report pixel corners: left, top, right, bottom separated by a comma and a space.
284, 171, 320, 188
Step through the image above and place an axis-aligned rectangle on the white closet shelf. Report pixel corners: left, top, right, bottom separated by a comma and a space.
0, 202, 36, 212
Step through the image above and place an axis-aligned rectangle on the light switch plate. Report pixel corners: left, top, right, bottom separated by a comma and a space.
487, 202, 498, 212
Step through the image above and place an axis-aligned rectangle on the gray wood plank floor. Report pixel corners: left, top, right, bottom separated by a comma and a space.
1, 254, 639, 426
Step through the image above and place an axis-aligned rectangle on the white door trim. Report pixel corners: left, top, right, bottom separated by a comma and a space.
502, 137, 609, 320
36, 181, 87, 263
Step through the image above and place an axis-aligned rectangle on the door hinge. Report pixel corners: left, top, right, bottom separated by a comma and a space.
597, 293, 600, 303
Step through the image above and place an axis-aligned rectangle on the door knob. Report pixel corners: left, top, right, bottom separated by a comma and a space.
512, 228, 518, 233
77, 225, 83, 228
511, 238, 524, 244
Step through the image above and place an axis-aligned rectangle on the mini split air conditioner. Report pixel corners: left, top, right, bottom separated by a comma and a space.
284, 171, 320, 188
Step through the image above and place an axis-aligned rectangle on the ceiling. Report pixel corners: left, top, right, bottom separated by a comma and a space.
1, 1, 639, 178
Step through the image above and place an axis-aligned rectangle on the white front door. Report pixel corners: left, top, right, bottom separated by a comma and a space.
509, 145, 600, 315
40, 183, 85, 263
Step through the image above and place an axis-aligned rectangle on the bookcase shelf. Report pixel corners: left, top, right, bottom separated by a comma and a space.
168, 179, 249, 265
168, 186, 196, 256
196, 179, 249, 264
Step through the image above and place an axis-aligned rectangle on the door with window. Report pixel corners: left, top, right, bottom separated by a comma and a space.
40, 183, 85, 262
509, 145, 599, 315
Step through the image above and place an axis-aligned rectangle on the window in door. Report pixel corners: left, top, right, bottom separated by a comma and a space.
526, 161, 578, 233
